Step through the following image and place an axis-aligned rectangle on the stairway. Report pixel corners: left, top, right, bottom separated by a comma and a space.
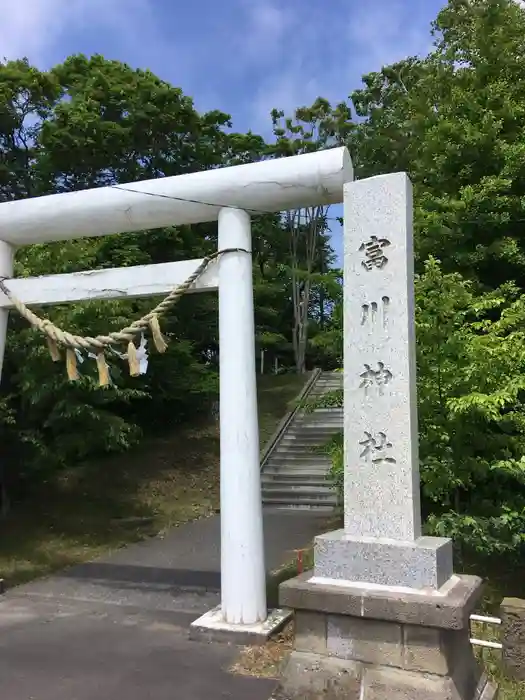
261, 370, 343, 510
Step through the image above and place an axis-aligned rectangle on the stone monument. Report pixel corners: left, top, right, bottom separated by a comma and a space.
273, 174, 498, 699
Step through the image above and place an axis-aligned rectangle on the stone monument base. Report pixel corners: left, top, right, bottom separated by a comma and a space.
272, 572, 498, 700
315, 529, 454, 589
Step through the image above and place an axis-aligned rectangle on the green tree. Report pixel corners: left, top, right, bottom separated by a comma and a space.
0, 55, 257, 509
268, 99, 350, 372
416, 259, 525, 555
306, 259, 525, 556
351, 0, 525, 290
0, 59, 59, 201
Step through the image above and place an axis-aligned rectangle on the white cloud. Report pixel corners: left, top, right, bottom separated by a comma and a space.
0, 0, 160, 66
0, 0, 61, 61
246, 0, 435, 132
0, 0, 438, 137
237, 0, 292, 62
251, 52, 325, 125
347, 1, 434, 70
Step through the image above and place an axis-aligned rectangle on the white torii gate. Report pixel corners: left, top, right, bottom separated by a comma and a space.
0, 147, 353, 636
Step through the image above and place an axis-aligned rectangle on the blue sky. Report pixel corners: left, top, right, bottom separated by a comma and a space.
0, 0, 445, 133
0, 0, 447, 260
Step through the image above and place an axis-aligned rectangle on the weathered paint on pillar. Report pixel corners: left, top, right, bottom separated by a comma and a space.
218, 207, 267, 625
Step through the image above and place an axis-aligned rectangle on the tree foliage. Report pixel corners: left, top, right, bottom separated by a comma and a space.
308, 258, 525, 556
0, 55, 338, 513
308, 0, 525, 558
350, 0, 525, 290
269, 99, 347, 372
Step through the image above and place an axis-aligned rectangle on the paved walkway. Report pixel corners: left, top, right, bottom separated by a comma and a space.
56, 507, 332, 590
0, 596, 277, 700
0, 508, 332, 699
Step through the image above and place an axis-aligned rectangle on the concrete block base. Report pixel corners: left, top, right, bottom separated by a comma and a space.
314, 529, 454, 590
501, 597, 525, 680
189, 605, 292, 646
273, 573, 498, 699
271, 651, 497, 700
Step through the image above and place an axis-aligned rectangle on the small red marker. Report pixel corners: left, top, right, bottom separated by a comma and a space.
297, 549, 304, 574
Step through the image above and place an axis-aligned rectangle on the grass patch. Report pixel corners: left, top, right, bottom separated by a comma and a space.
0, 372, 306, 589
257, 372, 307, 448
464, 555, 525, 699
266, 546, 314, 608
471, 645, 522, 700
230, 621, 294, 679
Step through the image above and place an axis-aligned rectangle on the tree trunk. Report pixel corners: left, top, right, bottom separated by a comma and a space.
0, 463, 9, 519
288, 206, 325, 374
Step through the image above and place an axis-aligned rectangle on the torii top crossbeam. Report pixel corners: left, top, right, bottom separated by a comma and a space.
0, 147, 352, 245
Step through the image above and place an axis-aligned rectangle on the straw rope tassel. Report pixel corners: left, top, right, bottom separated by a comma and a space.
127, 340, 141, 377
149, 315, 168, 353
0, 249, 246, 383
96, 352, 111, 387
47, 337, 61, 362
66, 349, 79, 381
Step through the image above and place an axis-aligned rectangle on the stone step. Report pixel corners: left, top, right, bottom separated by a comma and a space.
262, 483, 332, 492
288, 416, 342, 424
271, 445, 330, 456
261, 503, 336, 512
258, 372, 342, 510
262, 476, 330, 485
282, 427, 340, 436
261, 479, 334, 495
310, 384, 342, 389
289, 413, 340, 420
289, 424, 342, 433
294, 405, 342, 409
293, 405, 341, 410
268, 456, 329, 466
264, 470, 330, 479
265, 457, 332, 469
293, 409, 343, 418
283, 430, 340, 439
261, 473, 332, 485
268, 450, 332, 459
291, 422, 341, 429
261, 495, 337, 507
295, 408, 343, 413
275, 445, 332, 454
275, 445, 331, 453
262, 467, 330, 478
265, 465, 331, 475
262, 500, 337, 509
269, 453, 329, 463
279, 434, 337, 444
263, 474, 331, 484
263, 454, 332, 471
309, 387, 342, 393
262, 495, 337, 507
293, 413, 343, 421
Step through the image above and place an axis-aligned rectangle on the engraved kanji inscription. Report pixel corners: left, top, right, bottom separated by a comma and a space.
359, 236, 391, 270
359, 362, 393, 393
361, 296, 390, 328
359, 431, 396, 464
